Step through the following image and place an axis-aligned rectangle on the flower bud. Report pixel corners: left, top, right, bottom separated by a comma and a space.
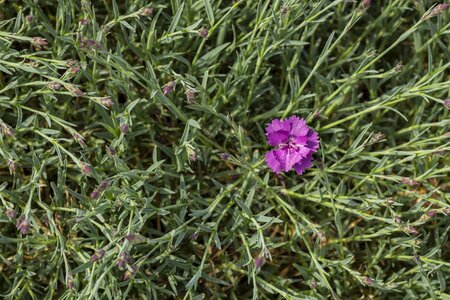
80, 19, 89, 26
198, 28, 209, 39
313, 110, 321, 119
362, 276, 374, 286
100, 97, 113, 109
72, 132, 85, 145
80, 163, 92, 175
67, 273, 74, 289
140, 7, 154, 17
359, 0, 371, 10
162, 81, 175, 95
106, 146, 116, 156
185, 89, 196, 102
309, 279, 318, 290
6, 208, 16, 219
73, 88, 85, 97
395, 62, 404, 73
443, 99, 450, 109
120, 123, 129, 134
117, 252, 131, 270
385, 197, 394, 206
254, 256, 265, 268
370, 132, 385, 144
31, 37, 48, 48
16, 215, 30, 234
7, 160, 16, 175
48, 82, 62, 90
91, 249, 105, 262
26, 15, 33, 23
90, 189, 100, 199
401, 177, 418, 186
1, 123, 14, 137
219, 153, 230, 160
420, 210, 436, 222
406, 225, 418, 235
123, 265, 137, 281
98, 180, 110, 191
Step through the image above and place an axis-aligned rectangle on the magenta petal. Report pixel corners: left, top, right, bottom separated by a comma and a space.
288, 116, 308, 137
293, 135, 308, 145
266, 119, 290, 146
265, 150, 283, 174
274, 147, 303, 172
293, 154, 314, 175
306, 129, 320, 151
267, 131, 289, 146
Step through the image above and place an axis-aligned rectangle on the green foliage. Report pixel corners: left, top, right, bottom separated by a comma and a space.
0, 0, 449, 299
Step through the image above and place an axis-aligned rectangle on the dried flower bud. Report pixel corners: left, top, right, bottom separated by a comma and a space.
125, 234, 135, 241
359, 0, 371, 10
123, 265, 137, 281
443, 99, 450, 109
98, 180, 110, 191
90, 189, 100, 199
26, 15, 33, 23
420, 210, 437, 222
424, 3, 449, 19
394, 216, 402, 223
370, 132, 385, 144
442, 208, 450, 215
100, 97, 113, 108
362, 276, 374, 286
313, 109, 321, 119
72, 132, 85, 145
140, 7, 154, 17
48, 82, 62, 90
1, 123, 14, 137
198, 28, 209, 39
16, 215, 30, 234
401, 177, 418, 186
191, 232, 199, 240
91, 249, 105, 262
69, 66, 80, 75
80, 163, 92, 175
254, 256, 265, 268
68, 86, 85, 97
385, 197, 394, 206
80, 37, 99, 50
395, 62, 404, 73
317, 231, 327, 246
7, 160, 16, 175
80, 19, 89, 26
31, 37, 48, 48
106, 146, 116, 156
406, 225, 418, 235
219, 153, 230, 160
6, 208, 16, 219
280, 6, 289, 15
309, 279, 318, 290
117, 252, 131, 270
120, 123, 129, 134
67, 273, 74, 289
185, 89, 196, 102
187, 148, 197, 162
162, 81, 175, 95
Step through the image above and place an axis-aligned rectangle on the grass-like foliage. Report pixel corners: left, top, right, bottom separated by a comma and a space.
1, 0, 449, 299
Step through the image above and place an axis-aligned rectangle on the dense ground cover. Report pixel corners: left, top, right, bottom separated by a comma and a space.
0, 0, 449, 299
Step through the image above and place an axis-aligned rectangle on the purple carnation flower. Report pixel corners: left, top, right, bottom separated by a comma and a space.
265, 116, 319, 175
